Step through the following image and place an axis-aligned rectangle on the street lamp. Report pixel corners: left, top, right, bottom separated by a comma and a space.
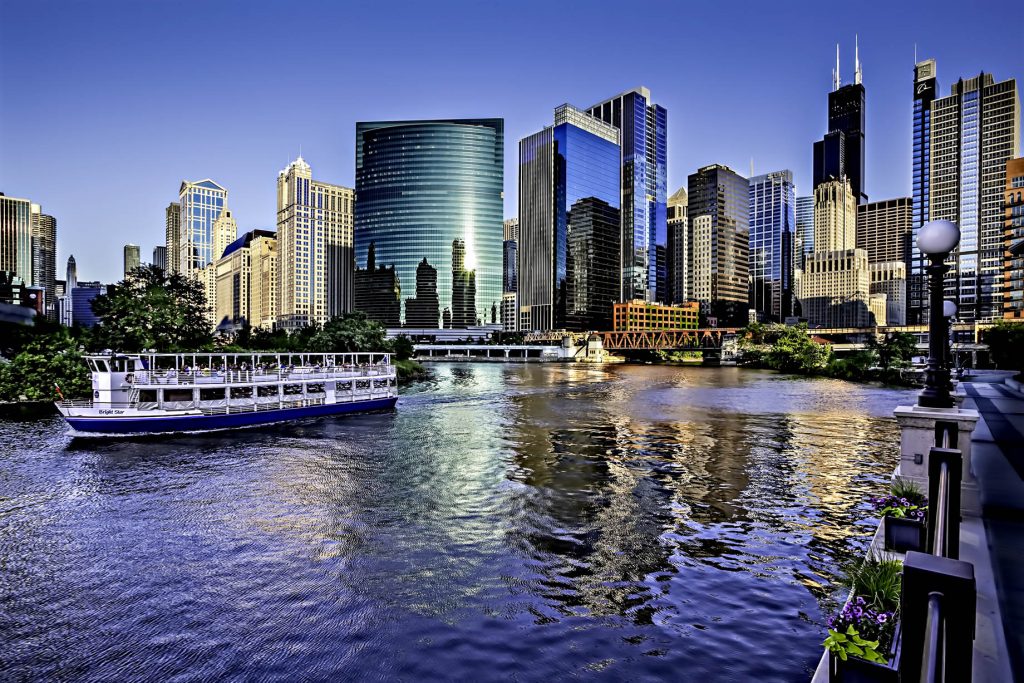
944, 300, 958, 386
917, 220, 960, 408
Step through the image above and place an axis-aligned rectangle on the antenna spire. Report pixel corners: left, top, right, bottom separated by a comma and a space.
833, 43, 841, 91
855, 35, 862, 85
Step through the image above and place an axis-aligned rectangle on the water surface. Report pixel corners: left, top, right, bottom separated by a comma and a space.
0, 364, 916, 681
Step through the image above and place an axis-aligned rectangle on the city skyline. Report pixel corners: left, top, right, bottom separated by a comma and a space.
1, 1, 1020, 284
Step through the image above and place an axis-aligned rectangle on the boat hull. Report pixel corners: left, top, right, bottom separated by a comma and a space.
63, 397, 398, 435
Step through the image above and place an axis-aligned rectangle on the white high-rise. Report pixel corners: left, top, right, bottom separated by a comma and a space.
177, 179, 235, 325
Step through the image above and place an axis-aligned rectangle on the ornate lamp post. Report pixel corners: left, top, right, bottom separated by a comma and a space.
944, 300, 958, 383
917, 220, 961, 408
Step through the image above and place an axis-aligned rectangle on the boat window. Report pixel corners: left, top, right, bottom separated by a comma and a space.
163, 389, 193, 403
199, 388, 226, 401
138, 390, 157, 403
308, 383, 325, 394
257, 385, 278, 397
283, 384, 303, 395
229, 386, 253, 399
337, 382, 351, 391
97, 360, 109, 373
87, 359, 98, 372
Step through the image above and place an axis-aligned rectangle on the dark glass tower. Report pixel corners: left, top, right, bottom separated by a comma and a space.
353, 242, 401, 327
450, 238, 477, 327
519, 105, 620, 331
404, 257, 440, 328
909, 59, 938, 325
748, 170, 796, 322
813, 45, 866, 204
355, 118, 503, 327
567, 197, 621, 330
586, 87, 668, 304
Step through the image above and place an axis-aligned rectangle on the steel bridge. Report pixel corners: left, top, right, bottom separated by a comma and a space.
597, 328, 740, 351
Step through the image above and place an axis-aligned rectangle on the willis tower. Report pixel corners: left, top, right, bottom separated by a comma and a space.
813, 39, 867, 204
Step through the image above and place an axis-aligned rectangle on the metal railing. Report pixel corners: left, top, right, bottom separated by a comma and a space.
899, 421, 975, 683
132, 365, 394, 387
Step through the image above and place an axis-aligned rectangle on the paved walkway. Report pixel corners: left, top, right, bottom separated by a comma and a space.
961, 371, 1024, 681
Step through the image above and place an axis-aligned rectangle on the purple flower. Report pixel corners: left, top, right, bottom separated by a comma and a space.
877, 613, 889, 624
900, 497, 910, 506
852, 606, 863, 618
855, 597, 865, 606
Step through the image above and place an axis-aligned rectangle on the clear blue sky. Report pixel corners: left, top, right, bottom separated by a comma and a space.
1, 0, 1020, 284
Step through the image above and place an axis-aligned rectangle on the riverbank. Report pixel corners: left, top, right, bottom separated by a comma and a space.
395, 358, 429, 383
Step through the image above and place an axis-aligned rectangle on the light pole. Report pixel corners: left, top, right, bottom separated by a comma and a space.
917, 220, 961, 408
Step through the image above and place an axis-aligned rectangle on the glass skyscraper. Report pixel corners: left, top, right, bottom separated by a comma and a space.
177, 179, 228, 274
813, 45, 866, 204
909, 59, 938, 324
519, 105, 620, 331
748, 170, 796, 322
796, 195, 815, 269
354, 118, 503, 327
586, 87, 667, 304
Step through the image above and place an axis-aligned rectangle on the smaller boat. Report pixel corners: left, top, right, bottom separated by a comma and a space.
56, 351, 398, 435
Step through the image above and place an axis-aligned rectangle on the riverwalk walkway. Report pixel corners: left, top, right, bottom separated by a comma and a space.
962, 370, 1024, 681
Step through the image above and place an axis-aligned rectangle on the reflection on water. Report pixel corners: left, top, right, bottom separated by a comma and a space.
0, 364, 913, 681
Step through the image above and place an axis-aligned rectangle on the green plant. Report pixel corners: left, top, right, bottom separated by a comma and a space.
839, 553, 903, 613
824, 625, 887, 664
890, 477, 924, 502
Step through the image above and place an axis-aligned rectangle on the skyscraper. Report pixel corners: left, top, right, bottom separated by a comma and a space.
909, 58, 938, 324
586, 87, 668, 303
450, 238, 477, 327
930, 72, 1020, 322
355, 118, 503, 328
0, 193, 32, 285
152, 246, 167, 271
353, 242, 401, 327
276, 156, 355, 330
519, 105, 620, 331
29, 204, 56, 317
503, 218, 520, 242
503, 240, 517, 294
404, 258, 440, 328
667, 187, 688, 305
567, 196, 620, 330
66, 255, 77, 291
857, 198, 912, 265
177, 180, 228, 275
123, 244, 141, 277
813, 41, 867, 204
796, 195, 815, 269
1005, 157, 1024, 319
214, 229, 277, 330
165, 201, 181, 275
748, 170, 796, 322
686, 164, 749, 326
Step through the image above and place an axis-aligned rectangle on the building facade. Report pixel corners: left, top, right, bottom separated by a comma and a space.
152, 246, 167, 271
519, 105, 620, 331
796, 195, 815, 269
667, 187, 688, 305
909, 58, 939, 324
857, 198, 912, 265
612, 300, 698, 331
165, 201, 181, 275
869, 261, 907, 326
355, 118, 503, 328
214, 229, 277, 331
124, 244, 141, 277
353, 242, 401, 327
686, 164, 749, 326
930, 72, 1020, 322
1005, 157, 1024, 319
176, 180, 228, 276
71, 283, 105, 328
586, 87, 668, 303
29, 204, 56, 317
748, 170, 796, 322
405, 257, 440, 328
1, 193, 33, 286
276, 156, 355, 330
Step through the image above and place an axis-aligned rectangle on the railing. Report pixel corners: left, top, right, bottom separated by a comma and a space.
899, 421, 976, 682
132, 365, 394, 387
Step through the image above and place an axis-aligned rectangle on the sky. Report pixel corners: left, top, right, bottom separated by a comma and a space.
1, 0, 1021, 284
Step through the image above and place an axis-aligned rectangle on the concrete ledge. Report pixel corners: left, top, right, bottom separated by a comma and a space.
962, 516, 1014, 682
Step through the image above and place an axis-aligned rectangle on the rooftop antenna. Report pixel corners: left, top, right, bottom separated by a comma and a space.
855, 34, 862, 85
750, 158, 754, 178
914, 42, 917, 64
833, 43, 841, 91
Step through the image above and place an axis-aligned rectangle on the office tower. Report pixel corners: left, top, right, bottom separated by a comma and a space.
687, 164, 749, 326
355, 118, 503, 327
276, 156, 355, 330
857, 198, 912, 265
177, 180, 228, 275
519, 105, 620, 331
504, 218, 520, 242
567, 196, 620, 330
450, 238, 477, 327
1, 193, 33, 285
748, 170, 796, 322
194, 209, 238, 323
124, 244, 141, 277
405, 258, 440, 328
800, 178, 873, 327
500, 292, 517, 332
813, 41, 866, 203
870, 261, 907, 326
29, 204, 56, 317
586, 87, 668, 303
353, 242, 401, 326
152, 246, 167, 271
1005, 158, 1024, 319
667, 187, 688, 304
503, 240, 517, 293
70, 282, 105, 328
796, 195, 815, 269
214, 229, 277, 330
909, 59, 938, 324
931, 72, 1020, 322
66, 255, 77, 290
165, 201, 181, 275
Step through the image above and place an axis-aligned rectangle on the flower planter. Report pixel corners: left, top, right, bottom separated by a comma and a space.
883, 516, 926, 553
828, 623, 901, 683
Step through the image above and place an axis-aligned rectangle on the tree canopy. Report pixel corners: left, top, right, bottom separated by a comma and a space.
0, 328, 90, 401
90, 265, 212, 352
984, 321, 1024, 373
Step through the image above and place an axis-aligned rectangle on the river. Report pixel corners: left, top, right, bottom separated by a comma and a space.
0, 364, 917, 681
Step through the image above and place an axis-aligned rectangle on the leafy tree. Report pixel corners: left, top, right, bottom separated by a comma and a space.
307, 313, 389, 353
0, 329, 91, 401
984, 321, 1024, 373
875, 332, 916, 370
392, 334, 414, 360
765, 324, 832, 373
90, 265, 212, 352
